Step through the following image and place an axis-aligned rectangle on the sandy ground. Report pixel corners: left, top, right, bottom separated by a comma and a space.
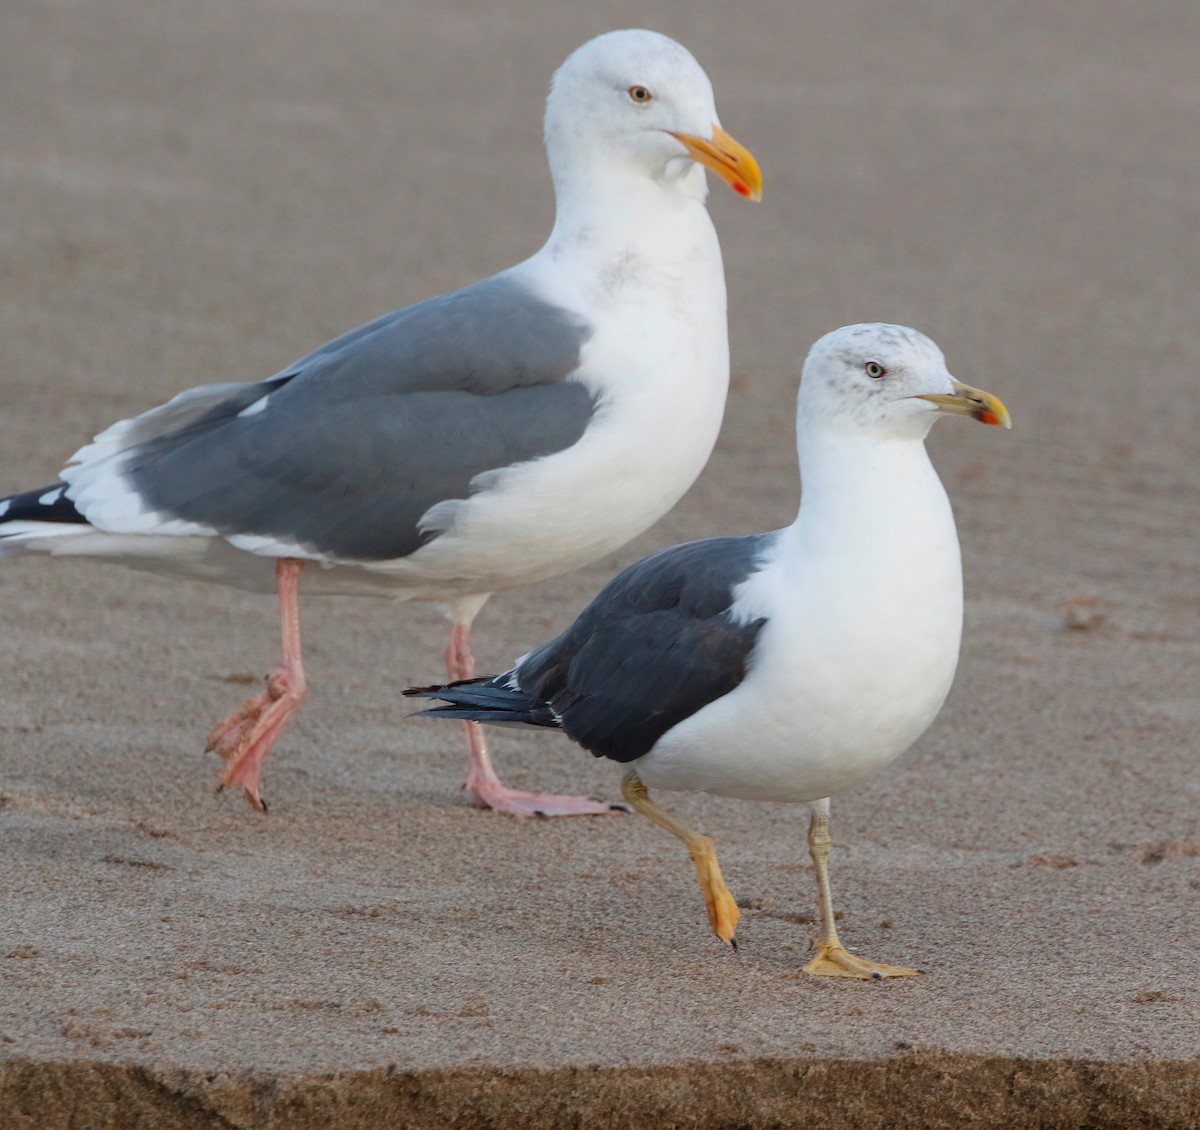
2, 1, 1199, 1126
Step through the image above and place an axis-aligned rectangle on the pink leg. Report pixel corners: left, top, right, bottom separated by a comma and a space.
208, 558, 308, 812
444, 619, 621, 818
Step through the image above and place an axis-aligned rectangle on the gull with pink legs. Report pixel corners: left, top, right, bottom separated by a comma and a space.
0, 29, 761, 815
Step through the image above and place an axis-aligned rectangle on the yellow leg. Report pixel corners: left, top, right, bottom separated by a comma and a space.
621, 771, 740, 947
801, 802, 919, 980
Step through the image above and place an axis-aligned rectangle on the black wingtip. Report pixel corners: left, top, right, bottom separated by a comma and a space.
402, 675, 497, 699
402, 684, 444, 699
0, 483, 88, 527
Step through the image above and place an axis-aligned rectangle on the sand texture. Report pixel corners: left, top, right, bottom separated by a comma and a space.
2, 1, 1198, 1126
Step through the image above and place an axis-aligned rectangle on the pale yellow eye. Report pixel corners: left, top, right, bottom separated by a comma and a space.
864, 361, 887, 379
627, 84, 654, 104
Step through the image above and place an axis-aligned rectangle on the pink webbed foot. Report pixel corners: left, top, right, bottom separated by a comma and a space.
463, 721, 624, 818
444, 613, 623, 817
208, 664, 306, 812
468, 776, 627, 817
208, 557, 308, 812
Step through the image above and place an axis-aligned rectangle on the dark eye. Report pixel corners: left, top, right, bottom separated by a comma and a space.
627, 84, 654, 104
864, 361, 887, 379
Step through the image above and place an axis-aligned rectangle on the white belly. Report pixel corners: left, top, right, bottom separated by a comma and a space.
358, 225, 731, 599
636, 631, 959, 803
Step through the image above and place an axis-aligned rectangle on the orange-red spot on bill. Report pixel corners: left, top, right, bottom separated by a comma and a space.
980, 410, 1001, 426
733, 182, 751, 197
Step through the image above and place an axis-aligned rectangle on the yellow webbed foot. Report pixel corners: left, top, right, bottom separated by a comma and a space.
802, 942, 919, 980
688, 835, 741, 946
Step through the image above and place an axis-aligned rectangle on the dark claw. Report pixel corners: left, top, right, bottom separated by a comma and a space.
608, 803, 630, 813
730, 938, 739, 953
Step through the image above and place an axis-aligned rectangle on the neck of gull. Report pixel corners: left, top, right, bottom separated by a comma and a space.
777, 426, 961, 601
540, 163, 712, 264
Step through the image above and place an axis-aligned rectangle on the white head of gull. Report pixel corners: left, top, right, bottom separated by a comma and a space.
0, 30, 761, 815
408, 323, 1011, 978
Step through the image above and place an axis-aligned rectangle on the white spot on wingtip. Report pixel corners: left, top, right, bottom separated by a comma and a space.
0, 498, 10, 518
225, 530, 323, 560
38, 488, 64, 506
236, 396, 269, 419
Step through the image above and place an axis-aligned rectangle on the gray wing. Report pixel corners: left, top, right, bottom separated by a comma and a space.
512, 534, 773, 763
117, 276, 595, 559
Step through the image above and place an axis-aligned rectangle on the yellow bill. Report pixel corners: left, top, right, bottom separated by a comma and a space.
667, 125, 763, 201
915, 379, 1012, 428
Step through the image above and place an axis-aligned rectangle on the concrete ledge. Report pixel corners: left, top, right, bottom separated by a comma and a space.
5, 1055, 1200, 1129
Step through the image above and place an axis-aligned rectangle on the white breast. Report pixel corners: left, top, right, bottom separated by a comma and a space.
635, 438, 964, 803
372, 196, 729, 600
